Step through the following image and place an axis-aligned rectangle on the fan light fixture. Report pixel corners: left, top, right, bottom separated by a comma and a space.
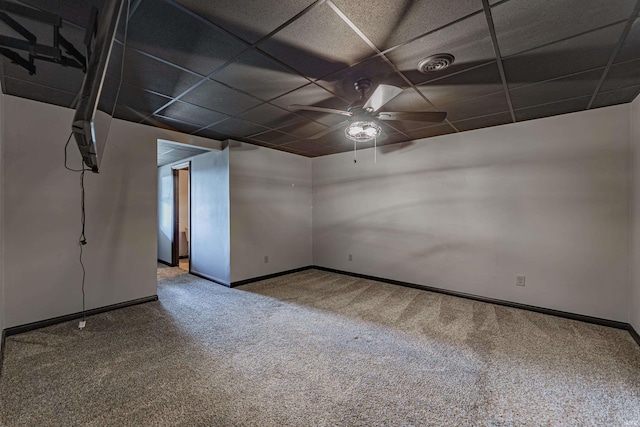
345, 120, 382, 142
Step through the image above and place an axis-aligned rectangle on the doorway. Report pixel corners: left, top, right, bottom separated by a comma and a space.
173, 163, 190, 272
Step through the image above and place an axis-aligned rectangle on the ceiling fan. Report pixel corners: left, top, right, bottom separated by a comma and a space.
289, 79, 447, 142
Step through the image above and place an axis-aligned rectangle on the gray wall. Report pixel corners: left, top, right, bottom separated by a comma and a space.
230, 142, 312, 283
190, 148, 231, 284
157, 165, 173, 264
0, 90, 4, 346
631, 96, 640, 331
2, 95, 219, 328
313, 105, 631, 322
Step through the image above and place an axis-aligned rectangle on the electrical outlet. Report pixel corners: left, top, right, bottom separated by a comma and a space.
348, 254, 353, 261
78, 320, 86, 329
264, 255, 269, 264
516, 275, 525, 287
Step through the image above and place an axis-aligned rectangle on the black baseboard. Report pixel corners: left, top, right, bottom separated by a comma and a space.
629, 324, 640, 347
190, 270, 231, 287
0, 329, 6, 379
313, 266, 630, 331
157, 259, 175, 267
231, 266, 313, 287
3, 295, 159, 337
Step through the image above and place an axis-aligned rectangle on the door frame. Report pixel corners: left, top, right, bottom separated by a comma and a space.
171, 162, 191, 269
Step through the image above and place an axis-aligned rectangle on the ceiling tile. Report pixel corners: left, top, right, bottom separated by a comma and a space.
514, 96, 591, 122
503, 23, 625, 89
509, 69, 603, 109
3, 77, 76, 108
19, 0, 103, 28
208, 118, 269, 138
418, 62, 504, 106
491, 0, 636, 57
127, 0, 248, 75
143, 115, 203, 134
248, 130, 300, 146
330, 0, 483, 51
193, 127, 228, 141
386, 13, 495, 86
452, 112, 513, 131
402, 124, 457, 140
276, 120, 328, 138
115, 83, 172, 115
237, 103, 306, 128
113, 106, 149, 123
615, 18, 640, 63
211, 49, 310, 101
173, 0, 317, 44
600, 58, 640, 92
158, 101, 228, 127
441, 91, 510, 121
270, 83, 350, 125
591, 85, 640, 108
380, 87, 436, 112
279, 138, 329, 152
2, 57, 85, 95
119, 48, 204, 98
180, 79, 262, 115
257, 2, 377, 80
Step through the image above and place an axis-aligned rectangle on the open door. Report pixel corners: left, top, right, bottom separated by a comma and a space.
172, 163, 191, 271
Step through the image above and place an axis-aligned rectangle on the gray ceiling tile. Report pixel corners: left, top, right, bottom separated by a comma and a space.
127, 0, 248, 75
452, 112, 513, 132
615, 18, 640, 63
248, 130, 301, 146
380, 87, 436, 112
113, 106, 149, 123
600, 58, 640, 92
280, 138, 329, 152
441, 91, 510, 122
173, 0, 317, 44
270, 84, 350, 125
194, 128, 228, 141
2, 58, 85, 96
158, 101, 228, 127
208, 118, 269, 138
402, 124, 456, 140
276, 120, 328, 138
492, 0, 636, 57
257, 2, 377, 79
144, 115, 203, 134
237, 103, 306, 128
591, 86, 640, 108
3, 77, 76, 108
116, 83, 172, 115
514, 96, 591, 122
180, 79, 262, 115
330, 0, 483, 51
212, 49, 310, 101
503, 23, 625, 89
509, 69, 603, 109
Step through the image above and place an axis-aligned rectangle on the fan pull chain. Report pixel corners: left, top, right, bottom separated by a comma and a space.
353, 138, 357, 163
374, 135, 377, 164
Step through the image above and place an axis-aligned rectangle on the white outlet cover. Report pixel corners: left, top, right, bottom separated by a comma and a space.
516, 275, 526, 287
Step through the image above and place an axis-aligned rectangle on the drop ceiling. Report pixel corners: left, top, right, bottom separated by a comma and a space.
2, 0, 640, 157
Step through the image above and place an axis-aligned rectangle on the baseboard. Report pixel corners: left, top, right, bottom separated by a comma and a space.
3, 295, 159, 337
0, 329, 6, 379
157, 259, 175, 267
231, 266, 314, 287
313, 266, 630, 331
190, 270, 230, 287
629, 324, 640, 347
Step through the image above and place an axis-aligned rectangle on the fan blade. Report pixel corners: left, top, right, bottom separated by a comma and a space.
363, 84, 403, 112
289, 104, 352, 117
308, 120, 350, 139
376, 111, 447, 122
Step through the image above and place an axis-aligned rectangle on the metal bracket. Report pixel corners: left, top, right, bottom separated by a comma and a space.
0, 0, 88, 75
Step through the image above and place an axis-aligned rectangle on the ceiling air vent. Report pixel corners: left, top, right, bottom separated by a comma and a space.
417, 54, 455, 73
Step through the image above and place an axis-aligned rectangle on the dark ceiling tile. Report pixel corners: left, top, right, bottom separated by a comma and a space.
330, 0, 483, 51
143, 115, 203, 135
116, 83, 172, 115
452, 112, 513, 132
503, 23, 625, 89
509, 69, 603, 109
491, 0, 636, 57
208, 118, 269, 138
19, 0, 103, 28
3, 77, 76, 108
600, 58, 640, 92
211, 49, 309, 101
402, 124, 457, 140
514, 96, 591, 122
257, 2, 376, 79
317, 55, 407, 102
248, 130, 301, 146
127, 0, 247, 75
270, 83, 351, 125
180, 79, 262, 115
276, 120, 328, 138
158, 101, 228, 127
418, 62, 504, 106
591, 85, 640, 108
386, 13, 495, 86
2, 56, 85, 95
113, 106, 148, 123
279, 138, 327, 152
237, 103, 305, 128
119, 48, 204, 98
615, 18, 640, 63
441, 91, 510, 121
380, 87, 436, 112
193, 127, 228, 141
173, 0, 317, 44
274, 145, 306, 156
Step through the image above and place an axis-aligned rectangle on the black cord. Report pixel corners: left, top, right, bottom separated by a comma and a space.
64, 132, 92, 173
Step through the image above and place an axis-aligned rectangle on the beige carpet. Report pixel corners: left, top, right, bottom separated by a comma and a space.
1, 268, 639, 426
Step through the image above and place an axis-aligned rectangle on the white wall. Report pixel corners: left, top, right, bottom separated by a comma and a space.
157, 165, 173, 264
631, 96, 640, 331
0, 90, 5, 345
313, 105, 631, 322
2, 95, 221, 327
230, 142, 312, 283
178, 168, 189, 249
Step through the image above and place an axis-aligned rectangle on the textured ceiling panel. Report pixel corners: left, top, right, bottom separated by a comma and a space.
1, 0, 640, 157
